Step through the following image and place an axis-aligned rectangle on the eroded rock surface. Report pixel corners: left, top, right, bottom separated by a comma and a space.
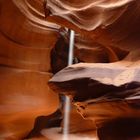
0, 66, 59, 139
46, 0, 140, 63
47, 1, 140, 138
0, 0, 140, 139
46, 0, 133, 30
49, 62, 140, 139
0, 0, 60, 139
68, 105, 96, 133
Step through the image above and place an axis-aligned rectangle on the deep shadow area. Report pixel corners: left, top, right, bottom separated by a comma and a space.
24, 110, 62, 139
98, 118, 140, 140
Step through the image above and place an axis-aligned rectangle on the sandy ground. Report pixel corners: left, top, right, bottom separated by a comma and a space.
26, 127, 98, 140
24, 128, 98, 140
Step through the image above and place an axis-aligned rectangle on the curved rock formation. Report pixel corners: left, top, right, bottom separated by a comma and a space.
46, 1, 140, 139
0, 0, 60, 139
46, 0, 133, 30
46, 0, 140, 62
0, 66, 59, 139
49, 62, 140, 139
0, 0, 140, 139
0, 0, 61, 72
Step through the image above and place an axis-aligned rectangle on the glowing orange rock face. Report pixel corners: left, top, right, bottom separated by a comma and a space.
0, 66, 59, 139
0, 0, 140, 139
0, 0, 60, 139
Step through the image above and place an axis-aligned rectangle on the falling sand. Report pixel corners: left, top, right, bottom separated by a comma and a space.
41, 30, 98, 140
63, 30, 75, 139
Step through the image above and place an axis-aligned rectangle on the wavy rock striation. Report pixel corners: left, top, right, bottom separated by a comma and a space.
0, 0, 60, 139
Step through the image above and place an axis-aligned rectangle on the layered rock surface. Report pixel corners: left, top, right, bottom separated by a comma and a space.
47, 3, 140, 138
0, 0, 140, 139
16, 0, 140, 139
46, 0, 140, 63
0, 0, 60, 139
46, 0, 133, 30
49, 62, 140, 139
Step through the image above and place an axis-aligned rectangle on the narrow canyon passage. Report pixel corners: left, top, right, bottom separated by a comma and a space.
0, 0, 140, 140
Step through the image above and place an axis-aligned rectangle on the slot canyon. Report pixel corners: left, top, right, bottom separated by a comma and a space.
0, 0, 140, 140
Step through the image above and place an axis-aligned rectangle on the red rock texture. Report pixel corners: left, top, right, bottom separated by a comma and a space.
0, 0, 60, 139
0, 0, 140, 139
49, 62, 140, 139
